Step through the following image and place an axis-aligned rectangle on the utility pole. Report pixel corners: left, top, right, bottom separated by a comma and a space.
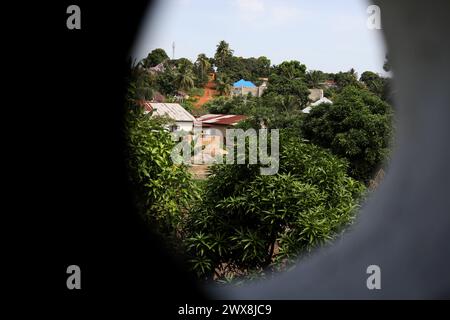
172, 41, 175, 60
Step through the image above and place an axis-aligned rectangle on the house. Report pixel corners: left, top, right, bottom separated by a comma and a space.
302, 89, 333, 113
191, 114, 248, 165
195, 114, 248, 138
151, 91, 165, 103
173, 90, 189, 102
141, 101, 196, 132
308, 88, 324, 103
231, 79, 267, 97
257, 77, 269, 96
320, 79, 337, 89
148, 62, 165, 74
311, 96, 333, 106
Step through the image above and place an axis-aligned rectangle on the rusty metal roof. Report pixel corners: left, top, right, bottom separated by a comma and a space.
195, 114, 247, 126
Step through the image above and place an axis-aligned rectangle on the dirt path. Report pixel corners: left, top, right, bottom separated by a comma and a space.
194, 81, 217, 108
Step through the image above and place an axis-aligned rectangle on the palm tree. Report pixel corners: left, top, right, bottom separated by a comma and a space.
306, 70, 324, 88
177, 68, 195, 91
216, 74, 232, 96
196, 54, 210, 74
214, 40, 233, 68
195, 53, 211, 84
349, 68, 358, 80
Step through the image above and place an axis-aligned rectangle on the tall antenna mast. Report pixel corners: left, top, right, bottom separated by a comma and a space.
172, 41, 175, 60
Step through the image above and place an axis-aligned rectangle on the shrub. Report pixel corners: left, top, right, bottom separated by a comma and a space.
125, 106, 200, 242
185, 131, 365, 280
301, 86, 393, 182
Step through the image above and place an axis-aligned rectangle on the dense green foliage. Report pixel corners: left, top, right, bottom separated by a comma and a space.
185, 131, 365, 280
306, 70, 325, 88
125, 40, 394, 283
214, 40, 271, 84
125, 110, 199, 236
263, 61, 309, 108
194, 53, 211, 87
125, 68, 199, 241
142, 48, 169, 68
301, 86, 393, 182
360, 70, 393, 103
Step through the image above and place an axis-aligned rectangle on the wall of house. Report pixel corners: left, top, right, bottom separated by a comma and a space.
176, 121, 194, 133
257, 85, 267, 97
232, 87, 259, 97
232, 85, 267, 97
202, 125, 228, 138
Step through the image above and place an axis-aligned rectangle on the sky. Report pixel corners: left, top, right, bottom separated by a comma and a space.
132, 0, 388, 76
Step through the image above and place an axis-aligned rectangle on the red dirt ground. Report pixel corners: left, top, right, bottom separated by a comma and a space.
194, 80, 217, 108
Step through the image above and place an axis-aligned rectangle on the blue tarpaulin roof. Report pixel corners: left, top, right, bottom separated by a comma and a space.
233, 79, 256, 88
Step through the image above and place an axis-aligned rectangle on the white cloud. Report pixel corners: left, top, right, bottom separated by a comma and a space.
234, 0, 304, 28
236, 0, 265, 13
235, 0, 265, 22
270, 4, 302, 25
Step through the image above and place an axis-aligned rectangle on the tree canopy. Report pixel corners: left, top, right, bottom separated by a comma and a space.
142, 48, 169, 68
185, 131, 365, 280
263, 61, 310, 108
301, 86, 393, 182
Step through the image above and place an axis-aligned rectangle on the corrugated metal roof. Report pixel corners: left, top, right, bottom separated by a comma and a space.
310, 97, 332, 106
195, 114, 247, 126
143, 102, 195, 122
233, 79, 256, 88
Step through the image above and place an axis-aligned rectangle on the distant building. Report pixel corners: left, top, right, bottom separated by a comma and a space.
173, 90, 189, 103
310, 96, 333, 106
308, 89, 324, 103
258, 77, 269, 96
141, 101, 195, 132
320, 80, 337, 89
302, 89, 333, 113
151, 92, 165, 103
231, 79, 267, 97
148, 62, 165, 74
195, 114, 247, 138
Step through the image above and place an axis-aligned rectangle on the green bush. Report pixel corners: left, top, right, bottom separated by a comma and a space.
185, 131, 365, 281
125, 106, 200, 241
188, 87, 205, 97
301, 86, 393, 182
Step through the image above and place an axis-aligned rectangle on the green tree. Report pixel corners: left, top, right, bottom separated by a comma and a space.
214, 40, 234, 70
264, 61, 310, 108
185, 131, 365, 280
360, 71, 383, 96
255, 56, 271, 77
334, 70, 360, 91
126, 58, 154, 100
194, 53, 211, 87
173, 57, 194, 70
156, 66, 178, 96
301, 86, 393, 182
216, 73, 232, 96
177, 68, 195, 92
306, 70, 325, 88
125, 63, 200, 242
142, 48, 169, 68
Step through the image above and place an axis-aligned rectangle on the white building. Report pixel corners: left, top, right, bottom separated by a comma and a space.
142, 102, 195, 132
302, 89, 333, 113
